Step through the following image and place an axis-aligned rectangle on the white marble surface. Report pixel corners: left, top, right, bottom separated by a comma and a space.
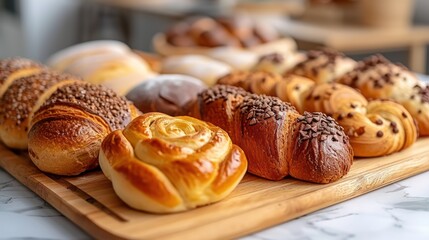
1, 167, 429, 240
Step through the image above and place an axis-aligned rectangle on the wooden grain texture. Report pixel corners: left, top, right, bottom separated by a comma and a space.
1, 138, 429, 240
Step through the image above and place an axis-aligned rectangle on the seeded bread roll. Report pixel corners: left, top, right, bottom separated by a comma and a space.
337, 54, 429, 135
191, 85, 353, 183
28, 81, 140, 175
253, 52, 306, 75
126, 74, 207, 116
289, 49, 357, 84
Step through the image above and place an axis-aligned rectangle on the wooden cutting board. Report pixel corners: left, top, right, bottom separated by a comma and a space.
1, 138, 429, 240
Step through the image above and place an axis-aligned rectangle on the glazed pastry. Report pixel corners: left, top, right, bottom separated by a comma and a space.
161, 55, 232, 86
216, 70, 418, 157
337, 54, 429, 135
99, 112, 247, 213
191, 85, 353, 182
205, 47, 259, 70
126, 74, 207, 116
290, 49, 357, 84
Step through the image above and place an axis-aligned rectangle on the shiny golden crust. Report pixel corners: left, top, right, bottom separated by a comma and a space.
337, 54, 427, 136
273, 75, 315, 113
99, 113, 247, 213
28, 81, 139, 176
193, 85, 353, 182
290, 50, 357, 84
291, 112, 353, 183
0, 71, 79, 149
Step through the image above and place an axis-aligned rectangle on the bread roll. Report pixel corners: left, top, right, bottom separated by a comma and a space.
126, 74, 207, 116
253, 52, 306, 75
290, 49, 357, 84
192, 85, 353, 182
28, 81, 140, 176
99, 112, 247, 213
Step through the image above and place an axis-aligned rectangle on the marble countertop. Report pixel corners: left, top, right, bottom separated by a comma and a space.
1, 167, 429, 240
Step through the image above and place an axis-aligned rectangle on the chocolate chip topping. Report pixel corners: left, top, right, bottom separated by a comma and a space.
258, 53, 284, 64
414, 85, 429, 104
200, 85, 248, 104
295, 49, 347, 77
240, 94, 295, 126
376, 130, 384, 138
0, 71, 73, 126
297, 112, 348, 143
42, 82, 131, 131
0, 58, 42, 84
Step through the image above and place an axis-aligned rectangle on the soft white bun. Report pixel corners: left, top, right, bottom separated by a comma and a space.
47, 40, 130, 71
205, 48, 259, 70
161, 55, 232, 86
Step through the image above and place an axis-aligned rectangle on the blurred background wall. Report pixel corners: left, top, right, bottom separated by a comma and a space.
0, 0, 428, 73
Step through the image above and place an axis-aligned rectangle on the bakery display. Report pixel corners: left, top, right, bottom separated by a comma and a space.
47, 40, 156, 96
191, 85, 353, 183
289, 49, 357, 84
217, 71, 418, 157
337, 54, 429, 135
126, 74, 207, 116
99, 112, 247, 213
0, 57, 139, 175
153, 16, 297, 57
161, 55, 232, 86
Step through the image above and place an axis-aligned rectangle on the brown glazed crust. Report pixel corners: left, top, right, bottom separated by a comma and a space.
290, 112, 353, 183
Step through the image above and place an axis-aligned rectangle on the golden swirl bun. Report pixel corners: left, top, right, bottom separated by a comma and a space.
337, 54, 429, 135
192, 85, 353, 182
99, 112, 247, 213
302, 83, 417, 157
217, 70, 282, 96
273, 74, 315, 113
28, 82, 140, 176
290, 49, 357, 84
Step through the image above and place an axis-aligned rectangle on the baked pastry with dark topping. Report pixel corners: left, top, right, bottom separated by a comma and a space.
192, 84, 353, 183
337, 54, 428, 135
290, 49, 357, 84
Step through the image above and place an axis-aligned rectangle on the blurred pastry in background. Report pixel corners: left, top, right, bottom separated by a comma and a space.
289, 49, 357, 84
161, 55, 232, 86
253, 52, 306, 74
205, 47, 259, 70
47, 40, 157, 96
153, 15, 297, 57
126, 74, 207, 116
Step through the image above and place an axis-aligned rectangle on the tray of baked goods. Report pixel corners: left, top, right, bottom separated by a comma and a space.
1, 16, 429, 239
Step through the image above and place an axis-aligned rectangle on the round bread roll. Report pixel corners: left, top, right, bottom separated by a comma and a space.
126, 74, 207, 116
99, 112, 248, 213
161, 55, 232, 86
47, 40, 130, 72
290, 49, 357, 84
205, 47, 259, 70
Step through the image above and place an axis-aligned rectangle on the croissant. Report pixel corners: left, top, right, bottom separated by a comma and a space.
0, 57, 139, 175
99, 112, 247, 213
217, 71, 418, 157
191, 85, 353, 183
337, 54, 429, 135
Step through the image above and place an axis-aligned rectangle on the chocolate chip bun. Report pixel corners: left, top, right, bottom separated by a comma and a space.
126, 74, 207, 116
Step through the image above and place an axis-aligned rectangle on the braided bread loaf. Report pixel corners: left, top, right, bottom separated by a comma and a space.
337, 54, 429, 135
0, 58, 139, 175
191, 85, 353, 183
99, 112, 247, 213
218, 71, 418, 157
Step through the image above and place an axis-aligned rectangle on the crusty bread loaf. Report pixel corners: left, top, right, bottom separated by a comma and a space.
191, 85, 353, 183
99, 112, 247, 213
217, 71, 418, 157
0, 57, 139, 175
